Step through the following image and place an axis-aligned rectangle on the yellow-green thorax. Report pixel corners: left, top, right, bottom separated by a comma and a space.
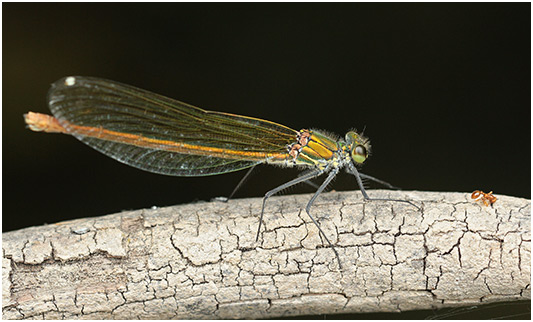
279, 129, 370, 169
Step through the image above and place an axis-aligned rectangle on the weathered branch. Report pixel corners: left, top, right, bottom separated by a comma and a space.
2, 190, 530, 319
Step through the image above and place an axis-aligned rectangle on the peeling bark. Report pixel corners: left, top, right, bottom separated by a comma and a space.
2, 190, 530, 319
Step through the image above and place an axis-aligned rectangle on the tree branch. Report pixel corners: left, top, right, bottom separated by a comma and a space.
3, 190, 530, 319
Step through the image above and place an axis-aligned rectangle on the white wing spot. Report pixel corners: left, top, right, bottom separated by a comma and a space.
64, 76, 76, 86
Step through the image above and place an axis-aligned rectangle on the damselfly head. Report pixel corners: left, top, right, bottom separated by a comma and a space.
345, 131, 371, 164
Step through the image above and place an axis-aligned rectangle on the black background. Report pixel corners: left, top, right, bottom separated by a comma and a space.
3, 3, 531, 318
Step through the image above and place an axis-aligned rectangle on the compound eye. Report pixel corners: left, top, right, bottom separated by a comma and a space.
352, 145, 367, 164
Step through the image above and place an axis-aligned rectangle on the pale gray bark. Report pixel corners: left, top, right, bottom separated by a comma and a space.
2, 190, 530, 319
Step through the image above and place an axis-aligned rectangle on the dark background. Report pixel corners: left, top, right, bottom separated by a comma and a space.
3, 4, 531, 318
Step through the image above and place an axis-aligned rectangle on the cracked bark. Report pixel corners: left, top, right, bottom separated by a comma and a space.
2, 190, 530, 319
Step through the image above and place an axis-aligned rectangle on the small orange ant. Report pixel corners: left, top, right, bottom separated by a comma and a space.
471, 190, 497, 207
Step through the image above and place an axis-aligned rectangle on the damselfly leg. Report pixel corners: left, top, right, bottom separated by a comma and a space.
348, 163, 420, 210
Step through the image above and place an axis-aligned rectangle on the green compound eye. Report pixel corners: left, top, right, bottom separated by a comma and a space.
352, 145, 367, 164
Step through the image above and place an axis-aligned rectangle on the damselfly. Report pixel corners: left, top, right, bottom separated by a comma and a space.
25, 76, 418, 268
